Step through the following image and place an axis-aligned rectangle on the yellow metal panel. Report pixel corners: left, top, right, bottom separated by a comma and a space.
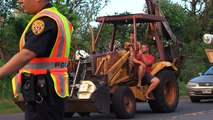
107, 51, 130, 81
109, 69, 122, 86
95, 53, 120, 75
151, 61, 177, 75
117, 50, 128, 57
114, 75, 130, 85
205, 49, 213, 63
130, 86, 154, 101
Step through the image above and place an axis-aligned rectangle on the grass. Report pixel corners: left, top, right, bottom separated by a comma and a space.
0, 98, 22, 114
178, 81, 187, 96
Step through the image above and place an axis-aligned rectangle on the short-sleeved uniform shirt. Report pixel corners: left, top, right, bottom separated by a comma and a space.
23, 3, 58, 57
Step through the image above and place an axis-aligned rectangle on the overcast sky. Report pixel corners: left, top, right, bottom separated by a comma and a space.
98, 0, 183, 16
90, 0, 184, 26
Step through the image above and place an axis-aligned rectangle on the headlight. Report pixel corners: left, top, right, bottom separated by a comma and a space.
187, 82, 198, 87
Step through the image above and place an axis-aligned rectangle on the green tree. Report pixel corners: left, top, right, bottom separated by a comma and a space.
0, 0, 17, 25
160, 0, 193, 43
51, 0, 110, 55
182, 0, 209, 16
198, 0, 213, 33
52, 0, 110, 32
0, 0, 20, 60
179, 42, 210, 82
181, 0, 213, 40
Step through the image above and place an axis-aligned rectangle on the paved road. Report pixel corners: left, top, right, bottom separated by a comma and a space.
1, 97, 213, 120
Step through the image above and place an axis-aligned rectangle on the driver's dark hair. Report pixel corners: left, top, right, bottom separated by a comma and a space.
142, 43, 149, 48
129, 31, 134, 36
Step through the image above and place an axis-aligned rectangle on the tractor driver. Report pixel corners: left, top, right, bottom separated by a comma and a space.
136, 44, 160, 99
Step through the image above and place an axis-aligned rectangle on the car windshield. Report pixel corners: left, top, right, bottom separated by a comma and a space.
204, 66, 213, 75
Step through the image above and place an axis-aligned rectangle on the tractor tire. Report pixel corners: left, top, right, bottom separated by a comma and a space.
148, 69, 179, 113
190, 96, 200, 103
112, 86, 136, 119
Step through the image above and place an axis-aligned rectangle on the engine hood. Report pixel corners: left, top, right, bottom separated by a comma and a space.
190, 75, 213, 83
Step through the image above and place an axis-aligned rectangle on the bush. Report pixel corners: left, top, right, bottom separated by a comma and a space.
178, 81, 187, 96
179, 42, 210, 82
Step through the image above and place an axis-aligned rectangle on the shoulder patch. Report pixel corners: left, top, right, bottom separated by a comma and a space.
31, 20, 45, 35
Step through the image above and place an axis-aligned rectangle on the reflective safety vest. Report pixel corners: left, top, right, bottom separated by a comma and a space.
12, 7, 73, 98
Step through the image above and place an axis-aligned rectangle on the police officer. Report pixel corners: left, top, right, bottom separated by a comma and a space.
0, 0, 73, 120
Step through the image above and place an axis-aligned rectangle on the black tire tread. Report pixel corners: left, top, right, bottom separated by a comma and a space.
112, 86, 136, 119
148, 69, 179, 113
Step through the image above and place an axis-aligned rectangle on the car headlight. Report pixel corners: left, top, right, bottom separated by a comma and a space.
187, 82, 198, 87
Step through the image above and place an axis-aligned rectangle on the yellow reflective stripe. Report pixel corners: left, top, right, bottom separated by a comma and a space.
36, 9, 71, 58
21, 70, 31, 74
50, 72, 69, 98
12, 76, 18, 97
47, 7, 73, 57
56, 13, 72, 57
12, 73, 22, 97
64, 73, 69, 96
65, 21, 73, 57
38, 7, 71, 57
35, 12, 66, 57
63, 72, 69, 97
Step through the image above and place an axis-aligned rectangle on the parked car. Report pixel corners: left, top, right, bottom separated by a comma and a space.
186, 65, 213, 102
